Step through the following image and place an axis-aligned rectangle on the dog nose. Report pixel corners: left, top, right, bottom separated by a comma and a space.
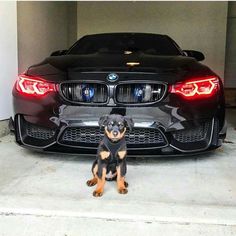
113, 131, 118, 137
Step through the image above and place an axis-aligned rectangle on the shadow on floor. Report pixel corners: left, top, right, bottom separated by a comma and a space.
23, 146, 219, 166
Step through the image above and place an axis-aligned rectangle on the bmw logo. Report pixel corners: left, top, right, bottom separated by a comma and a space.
107, 73, 118, 82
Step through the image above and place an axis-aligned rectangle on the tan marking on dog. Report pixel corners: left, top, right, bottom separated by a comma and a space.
100, 151, 110, 160
118, 150, 126, 159
116, 166, 128, 194
92, 164, 98, 176
93, 167, 106, 197
105, 127, 126, 141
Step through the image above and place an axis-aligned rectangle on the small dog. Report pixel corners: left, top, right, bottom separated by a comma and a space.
86, 114, 134, 197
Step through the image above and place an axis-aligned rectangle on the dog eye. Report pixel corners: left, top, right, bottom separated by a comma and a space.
119, 123, 124, 128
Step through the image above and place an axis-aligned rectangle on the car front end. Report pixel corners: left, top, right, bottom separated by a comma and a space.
12, 33, 226, 156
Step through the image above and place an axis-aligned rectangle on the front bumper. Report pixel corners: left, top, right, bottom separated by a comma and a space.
14, 110, 221, 156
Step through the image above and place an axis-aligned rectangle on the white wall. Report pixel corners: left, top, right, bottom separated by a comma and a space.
225, 2, 236, 88
17, 1, 77, 73
0, 2, 18, 120
77, 2, 228, 79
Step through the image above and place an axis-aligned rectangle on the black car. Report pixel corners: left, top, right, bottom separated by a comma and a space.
11, 33, 226, 156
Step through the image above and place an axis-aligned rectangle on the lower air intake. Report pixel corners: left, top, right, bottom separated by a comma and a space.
60, 127, 167, 148
172, 120, 212, 143
26, 122, 55, 140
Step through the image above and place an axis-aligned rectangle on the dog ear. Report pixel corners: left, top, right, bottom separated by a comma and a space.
99, 115, 109, 127
124, 116, 134, 130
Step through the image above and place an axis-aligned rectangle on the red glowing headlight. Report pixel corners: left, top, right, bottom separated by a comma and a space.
170, 76, 219, 99
16, 75, 55, 96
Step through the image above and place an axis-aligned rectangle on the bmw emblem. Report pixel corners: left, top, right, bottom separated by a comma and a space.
107, 73, 118, 82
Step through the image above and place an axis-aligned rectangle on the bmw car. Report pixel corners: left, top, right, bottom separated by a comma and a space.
11, 33, 226, 156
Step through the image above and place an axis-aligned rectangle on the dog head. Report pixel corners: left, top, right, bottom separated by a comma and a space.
99, 114, 134, 142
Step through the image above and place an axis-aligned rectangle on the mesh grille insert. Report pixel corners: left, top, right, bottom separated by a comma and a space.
62, 127, 103, 144
60, 127, 166, 146
125, 128, 165, 144
172, 121, 212, 143
26, 122, 55, 140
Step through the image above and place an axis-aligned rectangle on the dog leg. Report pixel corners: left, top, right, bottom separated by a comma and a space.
93, 167, 106, 197
86, 164, 98, 187
117, 151, 128, 189
117, 166, 128, 194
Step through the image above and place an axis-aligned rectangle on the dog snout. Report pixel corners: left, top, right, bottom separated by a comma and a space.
112, 130, 119, 137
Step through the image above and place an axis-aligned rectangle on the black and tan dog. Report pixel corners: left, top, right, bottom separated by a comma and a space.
86, 114, 134, 197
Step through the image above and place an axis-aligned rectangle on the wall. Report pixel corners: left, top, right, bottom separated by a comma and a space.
225, 2, 236, 88
17, 1, 77, 73
0, 2, 18, 120
68, 2, 78, 46
77, 1, 228, 79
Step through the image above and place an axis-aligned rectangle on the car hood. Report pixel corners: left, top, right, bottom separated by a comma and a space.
27, 53, 215, 83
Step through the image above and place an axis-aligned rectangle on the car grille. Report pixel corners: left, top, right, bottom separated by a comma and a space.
115, 83, 166, 104
26, 122, 55, 140
59, 126, 167, 148
172, 120, 212, 143
62, 127, 102, 144
60, 82, 108, 103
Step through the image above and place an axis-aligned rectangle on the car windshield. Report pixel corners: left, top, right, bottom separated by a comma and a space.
68, 33, 181, 56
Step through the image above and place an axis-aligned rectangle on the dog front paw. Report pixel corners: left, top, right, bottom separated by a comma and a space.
118, 188, 128, 194
93, 190, 103, 197
86, 179, 97, 187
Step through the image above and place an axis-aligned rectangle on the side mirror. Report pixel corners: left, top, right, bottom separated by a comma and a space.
50, 50, 67, 56
183, 50, 205, 61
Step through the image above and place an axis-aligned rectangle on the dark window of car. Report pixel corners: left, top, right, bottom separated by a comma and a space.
67, 33, 182, 56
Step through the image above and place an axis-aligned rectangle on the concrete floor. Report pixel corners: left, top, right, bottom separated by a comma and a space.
0, 109, 236, 235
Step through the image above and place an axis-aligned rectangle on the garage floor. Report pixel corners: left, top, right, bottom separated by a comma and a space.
0, 109, 236, 236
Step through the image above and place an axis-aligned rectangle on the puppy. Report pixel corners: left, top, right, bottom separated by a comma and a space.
86, 114, 134, 197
